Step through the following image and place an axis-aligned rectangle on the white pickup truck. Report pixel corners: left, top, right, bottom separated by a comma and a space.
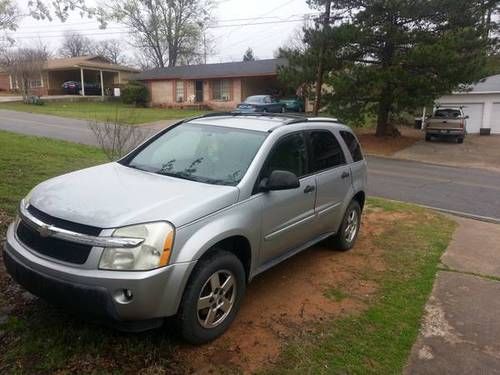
424, 107, 468, 144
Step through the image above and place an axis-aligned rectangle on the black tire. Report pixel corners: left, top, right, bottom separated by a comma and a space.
425, 134, 432, 142
177, 249, 246, 344
331, 200, 361, 251
457, 137, 464, 144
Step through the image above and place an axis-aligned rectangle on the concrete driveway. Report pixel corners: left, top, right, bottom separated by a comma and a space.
393, 135, 500, 172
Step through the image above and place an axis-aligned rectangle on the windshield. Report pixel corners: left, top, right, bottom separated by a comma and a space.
126, 124, 267, 186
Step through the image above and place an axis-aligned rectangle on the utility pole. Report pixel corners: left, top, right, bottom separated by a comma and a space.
313, 0, 332, 116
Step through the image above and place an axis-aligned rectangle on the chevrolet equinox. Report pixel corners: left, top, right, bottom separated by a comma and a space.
4, 113, 367, 344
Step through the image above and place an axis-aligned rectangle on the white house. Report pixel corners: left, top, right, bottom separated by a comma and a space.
437, 74, 500, 134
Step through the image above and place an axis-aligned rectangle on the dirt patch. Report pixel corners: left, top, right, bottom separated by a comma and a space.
178, 211, 405, 374
356, 127, 422, 156
0, 208, 416, 374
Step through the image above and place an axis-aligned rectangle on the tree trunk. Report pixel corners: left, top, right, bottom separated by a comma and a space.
313, 0, 332, 116
375, 84, 400, 137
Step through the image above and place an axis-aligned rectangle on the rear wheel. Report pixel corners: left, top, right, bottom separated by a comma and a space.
425, 134, 432, 142
177, 249, 246, 344
331, 200, 361, 251
457, 137, 464, 144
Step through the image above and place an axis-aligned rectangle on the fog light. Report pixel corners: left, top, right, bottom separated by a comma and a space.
114, 288, 134, 304
124, 289, 133, 301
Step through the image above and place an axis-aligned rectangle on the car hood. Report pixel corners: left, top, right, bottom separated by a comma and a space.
28, 162, 239, 229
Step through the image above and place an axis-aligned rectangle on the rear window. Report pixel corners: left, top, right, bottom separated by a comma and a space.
434, 109, 462, 118
340, 131, 364, 162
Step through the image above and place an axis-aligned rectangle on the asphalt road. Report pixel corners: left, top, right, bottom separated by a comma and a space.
0, 110, 499, 220
0, 109, 169, 145
367, 156, 500, 220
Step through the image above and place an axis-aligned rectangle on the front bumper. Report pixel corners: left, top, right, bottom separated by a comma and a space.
3, 222, 196, 328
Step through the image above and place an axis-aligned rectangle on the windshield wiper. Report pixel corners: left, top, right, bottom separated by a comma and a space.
155, 170, 199, 182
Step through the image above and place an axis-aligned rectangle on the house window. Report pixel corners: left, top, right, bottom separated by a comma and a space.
212, 79, 231, 101
176, 80, 184, 102
29, 79, 43, 88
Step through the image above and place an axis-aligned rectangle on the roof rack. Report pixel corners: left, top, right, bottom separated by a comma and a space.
189, 111, 307, 121
184, 111, 340, 131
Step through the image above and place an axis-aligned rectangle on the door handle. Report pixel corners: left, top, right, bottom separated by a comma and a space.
304, 185, 316, 194
341, 171, 350, 179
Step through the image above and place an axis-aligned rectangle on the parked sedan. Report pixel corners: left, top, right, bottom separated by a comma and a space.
280, 97, 305, 112
236, 95, 286, 113
62, 81, 101, 95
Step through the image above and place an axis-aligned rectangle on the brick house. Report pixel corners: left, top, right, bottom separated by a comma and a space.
133, 58, 288, 110
0, 55, 138, 96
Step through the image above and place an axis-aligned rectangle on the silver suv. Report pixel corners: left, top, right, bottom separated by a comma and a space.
4, 114, 367, 344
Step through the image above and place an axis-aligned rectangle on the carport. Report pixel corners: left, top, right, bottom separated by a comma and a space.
0, 55, 138, 97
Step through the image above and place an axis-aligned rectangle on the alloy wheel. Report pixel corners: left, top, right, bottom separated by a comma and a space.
344, 209, 359, 243
197, 270, 237, 329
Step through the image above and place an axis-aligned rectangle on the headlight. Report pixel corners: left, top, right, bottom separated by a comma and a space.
99, 222, 174, 271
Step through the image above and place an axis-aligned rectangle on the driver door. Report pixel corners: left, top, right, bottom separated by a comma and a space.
256, 132, 317, 265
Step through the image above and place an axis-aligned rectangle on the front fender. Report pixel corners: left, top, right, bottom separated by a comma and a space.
171, 197, 263, 274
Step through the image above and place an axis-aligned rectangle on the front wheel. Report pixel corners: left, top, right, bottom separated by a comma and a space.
331, 200, 361, 251
177, 249, 246, 344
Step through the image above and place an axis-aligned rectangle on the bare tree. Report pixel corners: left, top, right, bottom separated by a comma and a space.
94, 39, 127, 64
59, 31, 94, 57
1, 47, 48, 101
107, 0, 213, 68
88, 108, 151, 160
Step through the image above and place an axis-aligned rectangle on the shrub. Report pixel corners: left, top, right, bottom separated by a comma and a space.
122, 82, 149, 107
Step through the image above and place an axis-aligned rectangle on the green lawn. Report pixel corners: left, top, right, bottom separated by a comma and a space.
0, 131, 106, 219
266, 198, 456, 375
0, 131, 456, 374
0, 101, 209, 125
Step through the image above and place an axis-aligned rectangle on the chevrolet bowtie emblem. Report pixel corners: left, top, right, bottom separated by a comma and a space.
38, 225, 52, 238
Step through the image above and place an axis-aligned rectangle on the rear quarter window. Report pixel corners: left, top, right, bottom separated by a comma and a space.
340, 131, 364, 162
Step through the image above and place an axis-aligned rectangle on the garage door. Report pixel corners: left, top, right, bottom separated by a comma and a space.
491, 103, 500, 134
440, 103, 483, 134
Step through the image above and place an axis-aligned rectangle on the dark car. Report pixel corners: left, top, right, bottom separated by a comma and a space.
280, 97, 305, 112
236, 95, 286, 113
62, 81, 101, 95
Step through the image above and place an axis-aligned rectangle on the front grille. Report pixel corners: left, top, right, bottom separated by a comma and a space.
16, 221, 92, 264
16, 205, 102, 265
27, 205, 101, 236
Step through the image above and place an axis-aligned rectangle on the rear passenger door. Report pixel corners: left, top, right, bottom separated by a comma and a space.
308, 130, 352, 235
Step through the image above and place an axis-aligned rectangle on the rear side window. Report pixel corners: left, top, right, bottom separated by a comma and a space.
264, 133, 307, 178
309, 131, 346, 172
340, 131, 364, 162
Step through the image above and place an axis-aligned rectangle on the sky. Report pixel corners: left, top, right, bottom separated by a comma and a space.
12, 0, 317, 65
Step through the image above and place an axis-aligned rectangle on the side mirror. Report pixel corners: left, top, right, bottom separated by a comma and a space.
259, 170, 300, 192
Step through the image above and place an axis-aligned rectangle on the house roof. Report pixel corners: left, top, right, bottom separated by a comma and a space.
133, 58, 288, 81
451, 74, 500, 94
46, 55, 139, 72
